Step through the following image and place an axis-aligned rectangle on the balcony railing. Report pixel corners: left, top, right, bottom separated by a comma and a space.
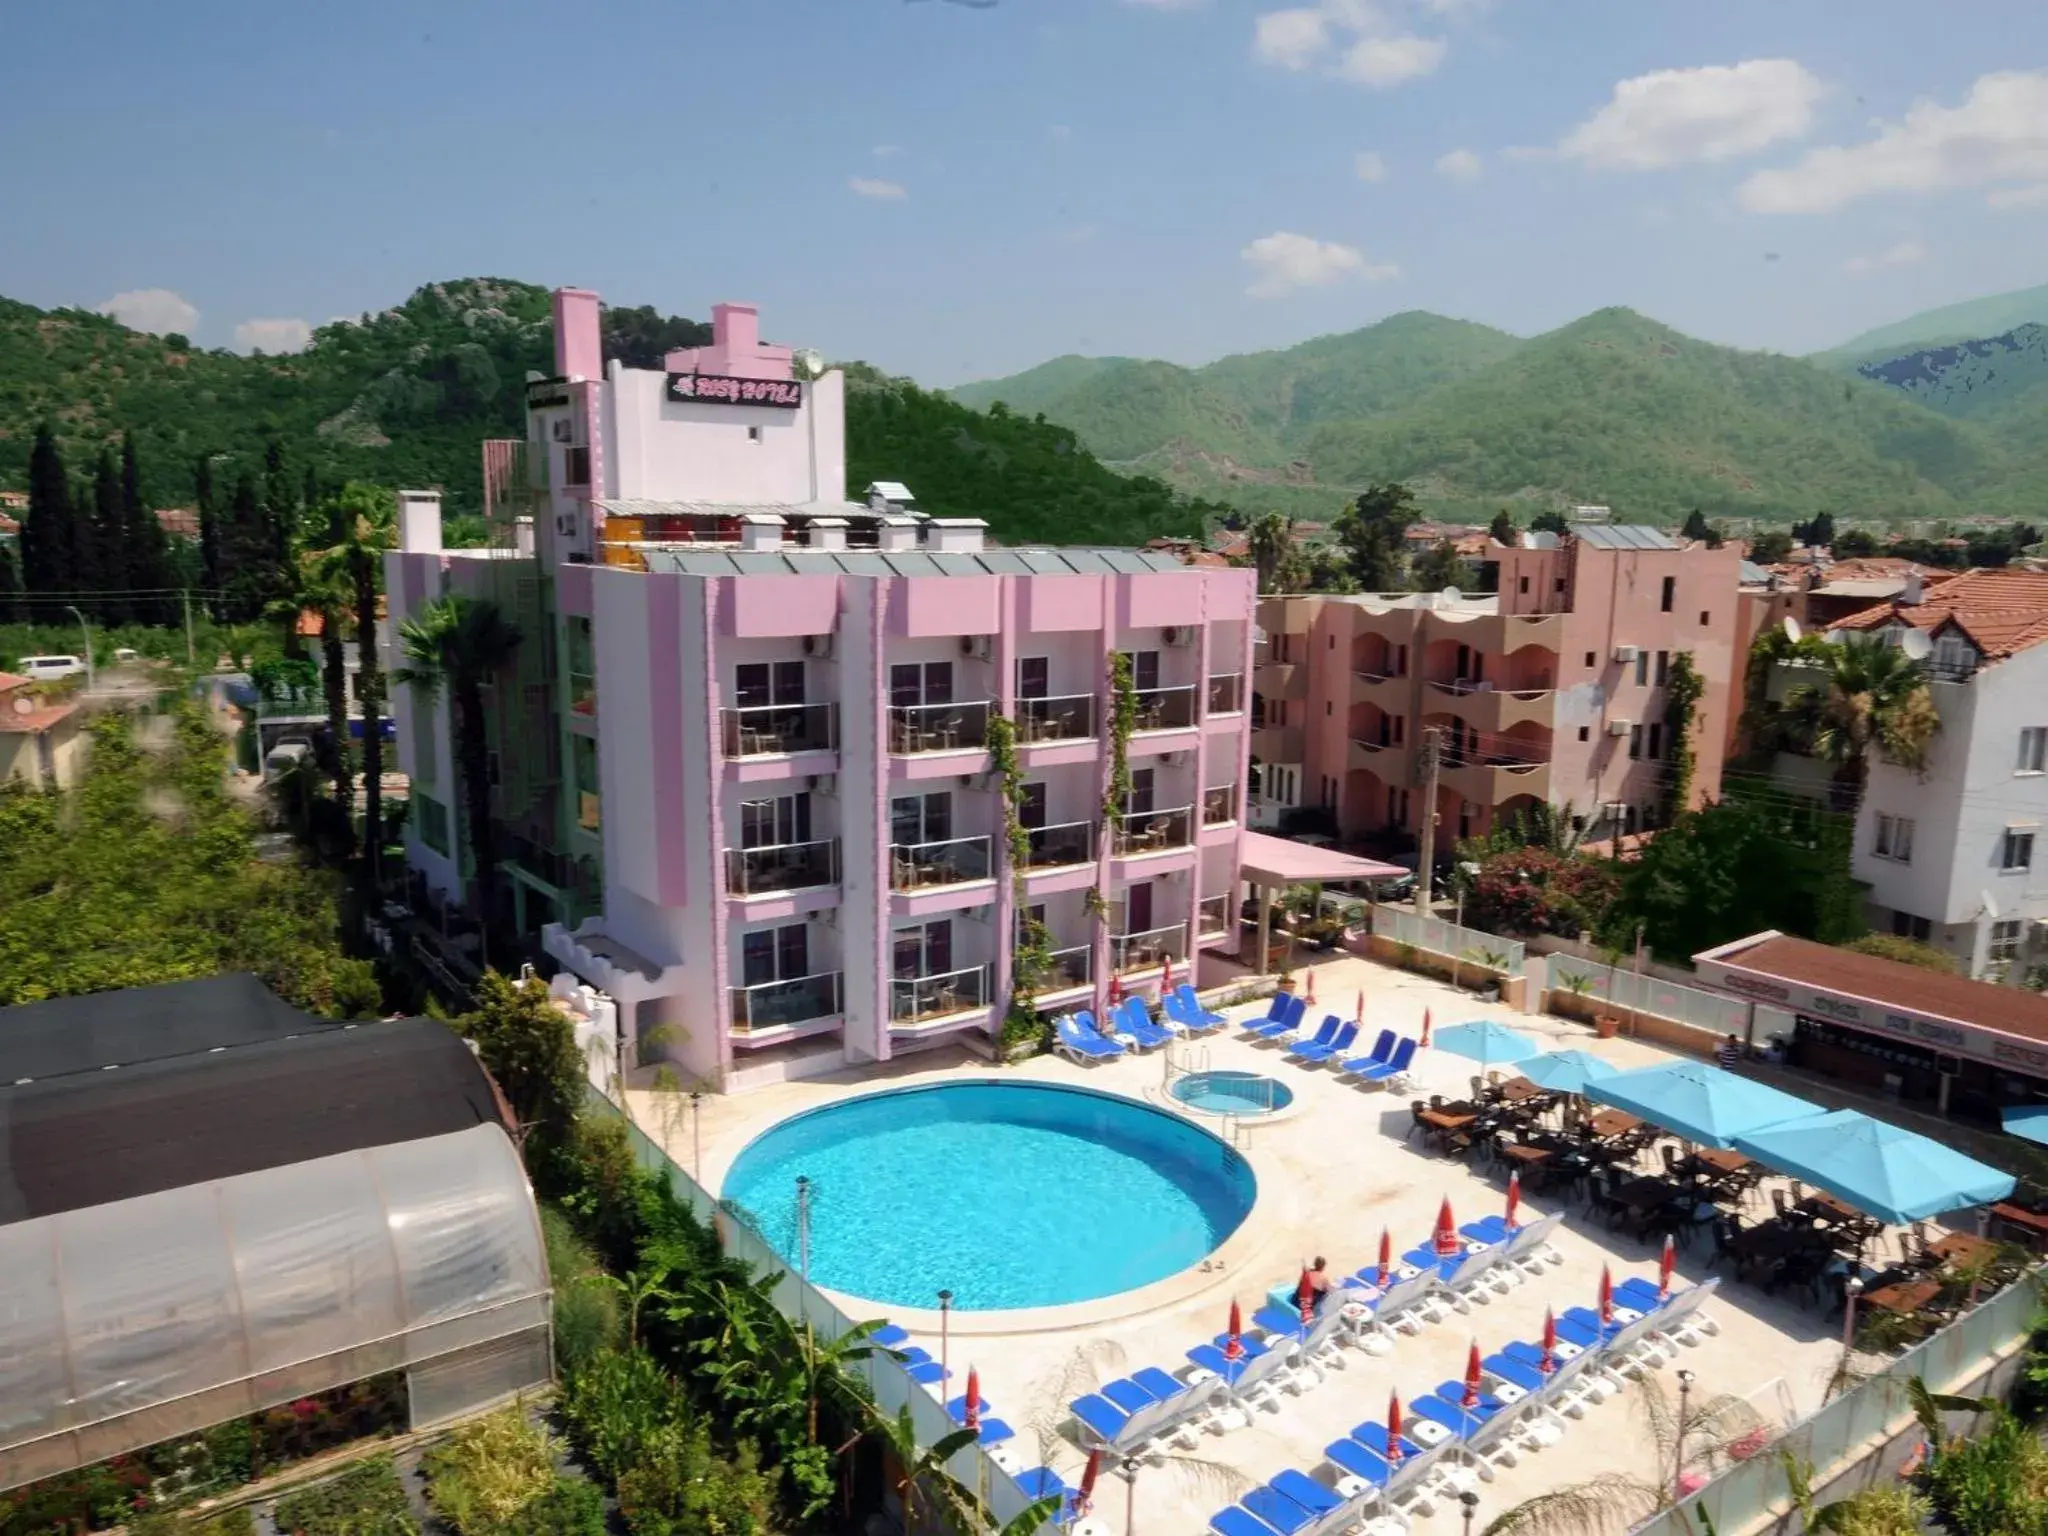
891, 836, 993, 890
569, 671, 598, 718
1016, 693, 1095, 743
1111, 924, 1187, 971
729, 972, 843, 1033
1197, 894, 1231, 938
1112, 805, 1193, 855
891, 964, 991, 1023
1028, 945, 1092, 992
725, 838, 839, 896
1132, 685, 1197, 732
720, 702, 837, 757
1021, 820, 1094, 869
1203, 785, 1237, 826
889, 700, 991, 753
1207, 673, 1244, 715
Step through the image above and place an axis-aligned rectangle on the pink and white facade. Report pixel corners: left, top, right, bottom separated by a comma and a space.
390, 289, 1255, 1092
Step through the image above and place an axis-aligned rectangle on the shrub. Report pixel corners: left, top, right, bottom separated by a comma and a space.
560, 1348, 695, 1484
1842, 933, 1959, 974
1464, 849, 1620, 939
422, 1408, 555, 1536
271, 1458, 417, 1536
614, 1422, 774, 1536
553, 1277, 623, 1377
1922, 1411, 2048, 1536
498, 1480, 605, 1536
1820, 1486, 1931, 1536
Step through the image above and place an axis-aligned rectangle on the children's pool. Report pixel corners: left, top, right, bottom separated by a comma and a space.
1168, 1069, 1294, 1117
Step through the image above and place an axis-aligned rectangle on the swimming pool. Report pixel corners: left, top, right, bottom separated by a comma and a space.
1169, 1069, 1294, 1116
720, 1081, 1257, 1310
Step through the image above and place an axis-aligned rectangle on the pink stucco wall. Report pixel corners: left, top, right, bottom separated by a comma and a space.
725, 574, 842, 637
1121, 571, 1203, 630
558, 562, 593, 618
1021, 574, 1102, 633
553, 289, 603, 381
893, 575, 1000, 637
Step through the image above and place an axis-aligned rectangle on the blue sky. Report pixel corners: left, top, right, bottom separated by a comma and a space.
3, 0, 2045, 384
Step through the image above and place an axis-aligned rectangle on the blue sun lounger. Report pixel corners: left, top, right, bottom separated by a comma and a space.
1055, 1013, 1125, 1064
1346, 1420, 1425, 1464
1412, 1387, 1507, 1436
1483, 1349, 1550, 1394
870, 1323, 909, 1349
1114, 997, 1177, 1050
1171, 984, 1228, 1031
1337, 1028, 1397, 1076
944, 1392, 1016, 1445
893, 1346, 950, 1385
1554, 1306, 1628, 1350
1615, 1277, 1667, 1312
1322, 1434, 1392, 1487
1242, 990, 1307, 1039
1291, 1018, 1359, 1066
1461, 1214, 1513, 1246
1012, 1467, 1077, 1521
1283, 1014, 1341, 1060
1349, 1035, 1417, 1085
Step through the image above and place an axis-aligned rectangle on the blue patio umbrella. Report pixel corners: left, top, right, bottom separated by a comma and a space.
1517, 1049, 1620, 1096
2002, 1105, 2048, 1147
1734, 1109, 2015, 1225
1431, 1019, 1539, 1071
1586, 1060, 1815, 1149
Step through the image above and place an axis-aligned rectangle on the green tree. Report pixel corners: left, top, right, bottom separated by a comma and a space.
263, 437, 298, 570
1335, 481, 1416, 590
1661, 651, 1703, 819
20, 425, 78, 595
121, 433, 173, 625
89, 446, 126, 622
0, 544, 20, 624
1784, 632, 1940, 812
396, 594, 525, 955
299, 550, 355, 827
459, 970, 584, 1153
1795, 509, 1837, 548
1488, 508, 1515, 545
195, 451, 222, 612
1679, 507, 1712, 542
1831, 526, 1879, 558
1842, 933, 1957, 973
311, 483, 397, 889
1748, 529, 1794, 563
1529, 509, 1569, 536
1409, 537, 1472, 593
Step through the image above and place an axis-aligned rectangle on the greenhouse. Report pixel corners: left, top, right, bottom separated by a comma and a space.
0, 979, 553, 1491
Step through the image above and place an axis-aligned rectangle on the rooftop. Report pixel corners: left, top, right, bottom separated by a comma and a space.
1832, 566, 2048, 661
643, 547, 1194, 577
0, 701, 78, 734
1570, 523, 1680, 551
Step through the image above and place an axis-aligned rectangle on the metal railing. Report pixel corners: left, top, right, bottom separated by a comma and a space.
1203, 785, 1237, 825
1546, 957, 1748, 1035
1132, 684, 1197, 732
1015, 693, 1095, 743
1207, 672, 1244, 715
890, 964, 991, 1023
725, 838, 839, 896
888, 700, 990, 753
1030, 945, 1092, 991
890, 835, 993, 889
1112, 805, 1193, 855
719, 702, 836, 757
1371, 902, 1526, 975
1197, 894, 1231, 937
729, 972, 843, 1032
1021, 820, 1094, 869
1111, 923, 1187, 971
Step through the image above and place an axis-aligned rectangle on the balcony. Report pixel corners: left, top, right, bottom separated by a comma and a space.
1028, 944, 1093, 994
568, 671, 598, 720
1111, 924, 1187, 972
1253, 660, 1304, 700
1021, 820, 1095, 869
725, 839, 839, 896
1132, 685, 1197, 733
1421, 680, 1555, 733
1441, 750, 1553, 806
891, 836, 994, 890
1348, 736, 1411, 776
1197, 894, 1232, 939
1207, 673, 1245, 715
1203, 786, 1238, 826
729, 972, 843, 1033
1112, 805, 1193, 856
1016, 693, 1095, 744
1351, 669, 1411, 712
1251, 723, 1303, 762
891, 964, 991, 1024
890, 700, 991, 754
720, 702, 837, 758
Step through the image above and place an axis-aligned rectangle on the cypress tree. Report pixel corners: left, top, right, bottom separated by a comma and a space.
0, 544, 20, 624
20, 425, 77, 596
92, 447, 129, 624
195, 453, 222, 615
122, 433, 173, 625
263, 438, 296, 570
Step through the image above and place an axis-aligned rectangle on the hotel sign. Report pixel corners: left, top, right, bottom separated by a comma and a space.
526, 378, 571, 409
665, 372, 803, 409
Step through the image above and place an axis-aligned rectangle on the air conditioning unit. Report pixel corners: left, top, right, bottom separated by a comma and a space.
1612, 644, 1640, 664
801, 633, 834, 658
959, 635, 993, 660
550, 418, 573, 443
807, 774, 837, 796
1163, 626, 1196, 647
1160, 751, 1190, 768
1606, 718, 1633, 737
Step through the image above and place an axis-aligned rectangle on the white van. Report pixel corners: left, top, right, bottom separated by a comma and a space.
18, 655, 87, 681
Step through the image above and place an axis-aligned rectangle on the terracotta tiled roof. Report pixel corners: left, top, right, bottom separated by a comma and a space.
1711, 933, 2048, 1043
0, 513, 18, 536
0, 701, 79, 734
154, 507, 200, 538
0, 672, 29, 692
1833, 567, 2048, 660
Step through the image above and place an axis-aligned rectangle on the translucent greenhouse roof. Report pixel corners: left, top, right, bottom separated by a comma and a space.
0, 1122, 551, 1489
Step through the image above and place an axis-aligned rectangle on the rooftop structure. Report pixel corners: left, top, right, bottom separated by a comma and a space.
0, 670, 82, 789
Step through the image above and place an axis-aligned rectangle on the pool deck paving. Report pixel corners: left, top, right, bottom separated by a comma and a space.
627, 953, 1887, 1536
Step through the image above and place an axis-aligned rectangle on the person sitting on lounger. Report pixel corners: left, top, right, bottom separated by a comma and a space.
1307, 1257, 1333, 1313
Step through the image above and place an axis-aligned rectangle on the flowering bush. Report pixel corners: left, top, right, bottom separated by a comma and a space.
1465, 849, 1620, 939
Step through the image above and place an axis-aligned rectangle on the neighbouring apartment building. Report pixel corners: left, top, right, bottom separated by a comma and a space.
1251, 525, 1745, 845
388, 289, 1255, 1092
1830, 569, 2048, 980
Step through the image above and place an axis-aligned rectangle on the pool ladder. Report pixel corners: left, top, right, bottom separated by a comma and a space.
1163, 1038, 1210, 1090
1217, 1112, 1252, 1151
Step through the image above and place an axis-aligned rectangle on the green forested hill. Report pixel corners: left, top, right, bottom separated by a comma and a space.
1816, 281, 2048, 364
0, 281, 1220, 546
1849, 324, 2048, 431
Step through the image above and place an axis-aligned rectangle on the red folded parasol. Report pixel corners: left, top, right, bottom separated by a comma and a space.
1377, 1227, 1393, 1287
1076, 1446, 1102, 1516
1224, 1298, 1245, 1362
1386, 1392, 1405, 1463
1354, 990, 1366, 1026
1659, 1232, 1677, 1301
1462, 1340, 1483, 1410
1598, 1265, 1614, 1326
1540, 1308, 1558, 1375
1107, 971, 1124, 1007
964, 1366, 981, 1432
1421, 1008, 1433, 1047
1160, 956, 1173, 995
1505, 1170, 1522, 1232
1304, 968, 1316, 1006
1432, 1196, 1459, 1257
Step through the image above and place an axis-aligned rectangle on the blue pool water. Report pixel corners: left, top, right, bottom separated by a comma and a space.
1169, 1069, 1294, 1116
721, 1081, 1257, 1310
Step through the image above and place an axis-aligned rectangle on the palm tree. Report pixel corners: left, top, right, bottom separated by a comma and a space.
1247, 512, 1293, 593
394, 593, 524, 957
597, 1264, 680, 1349
310, 485, 396, 891
293, 558, 356, 828
1482, 1373, 1762, 1536
1786, 633, 1940, 812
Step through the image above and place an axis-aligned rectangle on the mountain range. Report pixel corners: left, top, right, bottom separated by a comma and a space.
953, 291, 2048, 526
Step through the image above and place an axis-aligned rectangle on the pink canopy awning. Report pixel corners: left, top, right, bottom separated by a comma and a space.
1239, 831, 1406, 887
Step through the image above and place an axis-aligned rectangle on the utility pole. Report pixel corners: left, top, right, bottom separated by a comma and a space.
181, 588, 196, 667
1415, 725, 1443, 915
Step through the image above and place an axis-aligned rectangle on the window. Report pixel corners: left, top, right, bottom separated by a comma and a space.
1120, 649, 1161, 692
1578, 726, 1590, 742
1991, 919, 2025, 964
1554, 578, 1566, 594
890, 661, 953, 706
1518, 576, 1530, 594
1325, 701, 1332, 716
1266, 764, 1300, 807
564, 445, 591, 486
1700, 610, 1711, 626
1634, 651, 1649, 687
746, 425, 763, 443
1327, 633, 1335, 650
741, 792, 812, 849
1390, 715, 1406, 745
1393, 644, 1409, 676
1874, 813, 1914, 863
1016, 656, 1049, 700
417, 796, 450, 856
1659, 575, 1675, 613
1121, 880, 1155, 933
1628, 724, 1643, 760
1890, 910, 1932, 943
1646, 723, 1663, 760
741, 923, 810, 986
890, 791, 951, 847
2020, 728, 2048, 774
1584, 651, 1596, 667
572, 737, 601, 831
892, 920, 952, 979
1125, 767, 1156, 816
1018, 782, 1047, 829
1016, 902, 1047, 944
1654, 651, 1670, 686
2002, 829, 2036, 872
735, 661, 805, 709
1272, 634, 1292, 663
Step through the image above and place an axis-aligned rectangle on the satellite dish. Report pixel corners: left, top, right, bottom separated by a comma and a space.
11, 695, 31, 717
794, 348, 826, 380
1781, 615, 1803, 643
1440, 586, 1463, 604
1900, 628, 1933, 661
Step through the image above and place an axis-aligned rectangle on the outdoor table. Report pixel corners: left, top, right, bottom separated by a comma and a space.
1927, 1231, 1998, 1270
1588, 1109, 1643, 1139
1732, 1221, 1824, 1264
1615, 1175, 1684, 1212
1501, 1143, 1555, 1166
1421, 1108, 1479, 1131
1494, 1077, 1545, 1103
1990, 1204, 2048, 1251
1864, 1279, 1942, 1316
1799, 1191, 1862, 1225
1690, 1148, 1752, 1176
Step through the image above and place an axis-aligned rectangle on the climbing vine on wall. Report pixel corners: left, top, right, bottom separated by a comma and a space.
1102, 650, 1138, 833
1661, 650, 1704, 825
987, 713, 1053, 1026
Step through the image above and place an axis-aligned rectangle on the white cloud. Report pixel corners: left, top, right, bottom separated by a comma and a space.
848, 176, 908, 200
1558, 59, 1824, 171
1241, 231, 1399, 298
233, 317, 314, 354
1843, 240, 1929, 275
97, 288, 199, 336
872, 144, 903, 158
1253, 1, 1445, 88
1435, 146, 1482, 181
1989, 182, 2048, 210
1739, 70, 2048, 214
1354, 149, 1389, 182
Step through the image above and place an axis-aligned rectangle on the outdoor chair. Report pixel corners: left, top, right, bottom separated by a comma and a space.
1408, 1101, 1430, 1141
